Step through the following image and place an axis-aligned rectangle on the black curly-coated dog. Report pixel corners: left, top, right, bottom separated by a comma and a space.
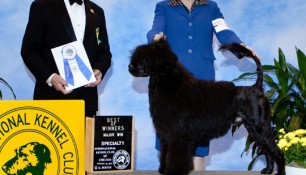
128, 39, 285, 175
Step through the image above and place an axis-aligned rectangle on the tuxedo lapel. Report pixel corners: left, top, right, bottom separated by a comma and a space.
83, 1, 95, 45
53, 0, 77, 41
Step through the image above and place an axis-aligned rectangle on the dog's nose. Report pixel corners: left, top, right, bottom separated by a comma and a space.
128, 64, 134, 70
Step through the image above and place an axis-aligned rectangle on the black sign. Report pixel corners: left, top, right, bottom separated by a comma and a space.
93, 116, 133, 171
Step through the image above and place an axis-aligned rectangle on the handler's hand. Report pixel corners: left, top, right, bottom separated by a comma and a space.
240, 43, 261, 60
51, 74, 72, 95
85, 69, 102, 87
153, 32, 166, 41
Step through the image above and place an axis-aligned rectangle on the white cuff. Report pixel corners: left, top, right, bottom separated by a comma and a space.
46, 73, 56, 87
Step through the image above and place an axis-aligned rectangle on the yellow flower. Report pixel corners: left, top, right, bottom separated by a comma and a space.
277, 129, 306, 168
286, 142, 292, 148
289, 137, 300, 144
279, 128, 285, 134
295, 129, 306, 136
301, 138, 306, 146
277, 139, 288, 150
285, 132, 295, 140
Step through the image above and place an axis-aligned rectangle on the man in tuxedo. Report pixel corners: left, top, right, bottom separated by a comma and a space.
21, 0, 112, 117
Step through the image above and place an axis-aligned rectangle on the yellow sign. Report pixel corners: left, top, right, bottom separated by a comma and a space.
0, 100, 85, 175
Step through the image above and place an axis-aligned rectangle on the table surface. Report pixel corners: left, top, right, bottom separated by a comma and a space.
87, 170, 264, 175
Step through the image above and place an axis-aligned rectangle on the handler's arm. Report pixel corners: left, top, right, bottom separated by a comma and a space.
147, 2, 167, 43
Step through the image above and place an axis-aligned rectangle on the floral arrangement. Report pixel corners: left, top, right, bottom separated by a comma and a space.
277, 128, 306, 168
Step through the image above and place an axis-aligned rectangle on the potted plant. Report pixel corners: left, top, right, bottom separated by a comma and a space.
232, 47, 306, 171
276, 128, 306, 174
0, 77, 16, 99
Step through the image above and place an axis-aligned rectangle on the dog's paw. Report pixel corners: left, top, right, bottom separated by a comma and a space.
274, 173, 285, 175
158, 167, 165, 174
260, 167, 273, 174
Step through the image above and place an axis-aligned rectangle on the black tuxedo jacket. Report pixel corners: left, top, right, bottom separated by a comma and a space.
21, 0, 112, 113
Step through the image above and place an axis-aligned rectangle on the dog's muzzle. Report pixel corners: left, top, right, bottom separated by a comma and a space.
128, 64, 150, 77
128, 64, 137, 75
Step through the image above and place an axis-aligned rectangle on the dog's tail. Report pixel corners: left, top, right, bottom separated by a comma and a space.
219, 43, 263, 89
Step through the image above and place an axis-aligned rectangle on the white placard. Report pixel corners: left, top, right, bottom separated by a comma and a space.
51, 41, 95, 91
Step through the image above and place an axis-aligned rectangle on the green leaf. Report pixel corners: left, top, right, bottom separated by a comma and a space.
270, 94, 289, 117
248, 153, 262, 171
274, 107, 288, 131
289, 71, 301, 91
232, 124, 241, 136
244, 137, 252, 153
296, 75, 306, 95
278, 48, 287, 70
297, 48, 306, 81
288, 113, 303, 131
251, 143, 258, 158
274, 59, 289, 94
0, 78, 16, 99
265, 89, 276, 100
287, 63, 299, 77
263, 74, 279, 90
232, 72, 257, 82
247, 157, 256, 170
262, 65, 276, 71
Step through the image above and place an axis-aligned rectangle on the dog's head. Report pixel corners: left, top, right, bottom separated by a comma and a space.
128, 39, 179, 77
2, 142, 52, 175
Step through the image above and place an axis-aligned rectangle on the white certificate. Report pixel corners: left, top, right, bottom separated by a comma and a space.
51, 41, 95, 91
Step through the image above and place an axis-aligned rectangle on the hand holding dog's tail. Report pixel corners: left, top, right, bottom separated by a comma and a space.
219, 43, 263, 89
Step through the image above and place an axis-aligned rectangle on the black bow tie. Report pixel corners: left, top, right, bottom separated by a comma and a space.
69, 0, 83, 5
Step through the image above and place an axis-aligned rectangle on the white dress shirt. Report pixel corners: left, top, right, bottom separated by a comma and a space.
64, 0, 86, 42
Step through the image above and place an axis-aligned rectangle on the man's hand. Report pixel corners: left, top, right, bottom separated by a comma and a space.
85, 69, 102, 87
51, 74, 72, 95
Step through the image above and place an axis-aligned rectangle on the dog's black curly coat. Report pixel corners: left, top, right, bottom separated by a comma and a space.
129, 39, 285, 175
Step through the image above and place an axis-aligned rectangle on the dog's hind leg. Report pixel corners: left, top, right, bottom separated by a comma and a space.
164, 137, 194, 175
243, 123, 274, 174
237, 93, 285, 175
265, 141, 286, 175
256, 124, 285, 175
243, 121, 285, 175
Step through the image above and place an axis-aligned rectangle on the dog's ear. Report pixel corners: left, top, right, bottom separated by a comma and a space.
34, 143, 52, 164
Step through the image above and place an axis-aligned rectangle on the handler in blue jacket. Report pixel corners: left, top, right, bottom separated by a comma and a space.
147, 0, 258, 170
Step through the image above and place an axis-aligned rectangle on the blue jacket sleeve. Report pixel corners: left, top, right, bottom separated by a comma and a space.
147, 2, 166, 43
211, 2, 242, 45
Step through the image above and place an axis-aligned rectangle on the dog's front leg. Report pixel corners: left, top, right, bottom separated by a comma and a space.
159, 136, 168, 174
164, 137, 194, 175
